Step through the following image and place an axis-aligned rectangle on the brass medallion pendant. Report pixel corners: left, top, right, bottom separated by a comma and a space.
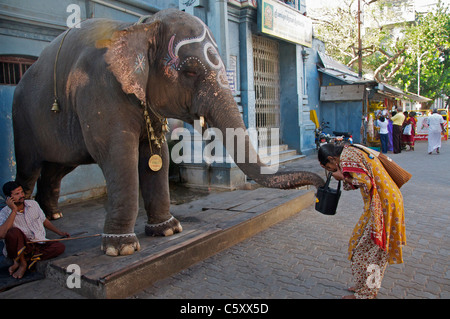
142, 101, 169, 172
148, 154, 163, 172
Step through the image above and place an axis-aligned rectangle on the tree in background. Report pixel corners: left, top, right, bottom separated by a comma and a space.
309, 0, 450, 105
393, 2, 450, 104
309, 0, 408, 81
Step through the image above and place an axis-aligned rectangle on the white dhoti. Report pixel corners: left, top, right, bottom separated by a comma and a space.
428, 130, 442, 153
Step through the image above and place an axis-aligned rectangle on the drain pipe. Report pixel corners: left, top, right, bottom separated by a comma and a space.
90, 0, 159, 17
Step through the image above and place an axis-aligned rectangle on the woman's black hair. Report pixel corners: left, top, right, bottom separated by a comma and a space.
318, 143, 345, 166
379, 116, 385, 122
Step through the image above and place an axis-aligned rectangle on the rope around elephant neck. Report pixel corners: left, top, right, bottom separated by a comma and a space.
52, 28, 72, 112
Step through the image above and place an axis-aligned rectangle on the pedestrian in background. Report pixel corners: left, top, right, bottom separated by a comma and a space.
377, 115, 389, 153
402, 111, 417, 151
388, 112, 394, 152
318, 143, 406, 299
390, 108, 405, 154
427, 109, 446, 154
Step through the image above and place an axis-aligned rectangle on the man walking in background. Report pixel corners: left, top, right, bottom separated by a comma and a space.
427, 109, 446, 154
390, 108, 405, 154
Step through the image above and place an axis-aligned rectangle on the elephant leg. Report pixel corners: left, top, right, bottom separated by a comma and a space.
139, 142, 182, 237
99, 138, 141, 256
34, 162, 76, 220
15, 155, 41, 199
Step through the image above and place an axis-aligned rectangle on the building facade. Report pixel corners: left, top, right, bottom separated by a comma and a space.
0, 0, 320, 202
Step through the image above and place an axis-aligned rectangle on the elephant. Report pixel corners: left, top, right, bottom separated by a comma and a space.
12, 8, 324, 256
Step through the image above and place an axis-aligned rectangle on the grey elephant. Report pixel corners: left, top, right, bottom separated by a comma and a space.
12, 9, 324, 256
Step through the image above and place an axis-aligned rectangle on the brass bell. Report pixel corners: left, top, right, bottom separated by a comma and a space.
51, 99, 60, 112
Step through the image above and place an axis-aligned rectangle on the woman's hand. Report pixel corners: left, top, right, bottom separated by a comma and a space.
332, 169, 355, 187
331, 169, 345, 181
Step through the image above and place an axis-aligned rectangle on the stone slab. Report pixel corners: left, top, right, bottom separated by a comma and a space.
44, 188, 315, 298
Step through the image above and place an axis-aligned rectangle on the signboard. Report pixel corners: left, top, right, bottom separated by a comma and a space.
258, 0, 312, 47
415, 113, 449, 141
320, 85, 365, 101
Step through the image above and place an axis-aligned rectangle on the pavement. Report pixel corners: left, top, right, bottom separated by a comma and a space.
0, 140, 449, 300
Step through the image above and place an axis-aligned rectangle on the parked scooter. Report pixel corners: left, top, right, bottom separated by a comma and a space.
315, 121, 353, 149
315, 121, 330, 150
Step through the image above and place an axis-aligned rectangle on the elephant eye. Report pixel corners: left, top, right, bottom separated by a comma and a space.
183, 70, 198, 78
186, 71, 197, 77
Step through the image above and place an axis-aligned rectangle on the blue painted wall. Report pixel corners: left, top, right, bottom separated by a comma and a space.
321, 101, 363, 144
302, 39, 325, 154
319, 73, 363, 144
0, 86, 16, 204
279, 42, 301, 152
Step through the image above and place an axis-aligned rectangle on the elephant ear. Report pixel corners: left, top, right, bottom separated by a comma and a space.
103, 21, 161, 103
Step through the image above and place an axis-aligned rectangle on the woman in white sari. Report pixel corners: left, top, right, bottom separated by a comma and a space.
427, 109, 446, 154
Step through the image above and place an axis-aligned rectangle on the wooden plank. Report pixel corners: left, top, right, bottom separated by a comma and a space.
320, 84, 365, 101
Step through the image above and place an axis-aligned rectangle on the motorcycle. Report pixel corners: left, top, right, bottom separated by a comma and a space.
315, 121, 353, 150
315, 121, 330, 150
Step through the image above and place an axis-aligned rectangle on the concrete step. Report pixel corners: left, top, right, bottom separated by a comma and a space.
258, 144, 289, 154
259, 145, 305, 167
43, 187, 315, 299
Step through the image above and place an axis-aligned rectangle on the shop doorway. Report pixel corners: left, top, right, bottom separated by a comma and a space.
252, 35, 281, 148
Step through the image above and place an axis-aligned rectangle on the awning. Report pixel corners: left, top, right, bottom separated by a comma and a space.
375, 83, 432, 103
317, 52, 371, 84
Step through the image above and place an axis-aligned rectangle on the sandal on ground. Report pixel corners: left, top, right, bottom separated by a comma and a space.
51, 212, 63, 220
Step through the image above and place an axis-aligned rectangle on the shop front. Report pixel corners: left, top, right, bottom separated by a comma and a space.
364, 83, 432, 149
317, 52, 432, 149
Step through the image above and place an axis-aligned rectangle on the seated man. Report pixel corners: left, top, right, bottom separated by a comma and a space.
0, 181, 69, 279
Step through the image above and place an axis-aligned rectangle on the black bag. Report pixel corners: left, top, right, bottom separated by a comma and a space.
315, 172, 341, 215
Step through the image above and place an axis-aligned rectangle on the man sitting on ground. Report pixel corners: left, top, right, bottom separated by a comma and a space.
0, 181, 69, 279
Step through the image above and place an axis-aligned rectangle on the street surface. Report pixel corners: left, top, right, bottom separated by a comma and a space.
132, 140, 450, 299
0, 140, 448, 300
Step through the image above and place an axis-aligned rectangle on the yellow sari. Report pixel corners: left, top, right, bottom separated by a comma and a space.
340, 146, 406, 264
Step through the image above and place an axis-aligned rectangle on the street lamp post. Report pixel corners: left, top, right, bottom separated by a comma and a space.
417, 51, 428, 96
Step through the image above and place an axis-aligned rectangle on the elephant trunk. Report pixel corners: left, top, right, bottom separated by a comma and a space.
204, 92, 325, 189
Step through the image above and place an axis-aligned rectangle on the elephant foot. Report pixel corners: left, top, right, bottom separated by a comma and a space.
101, 233, 141, 256
145, 216, 183, 237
